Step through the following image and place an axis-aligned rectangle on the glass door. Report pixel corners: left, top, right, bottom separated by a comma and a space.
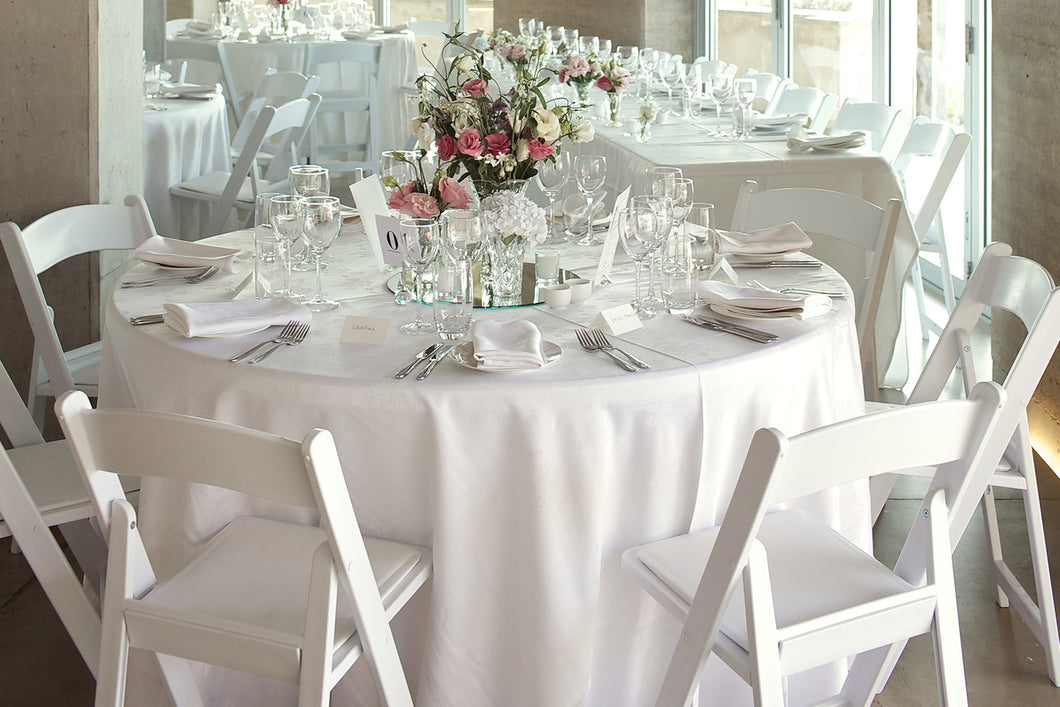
791, 0, 876, 101
716, 0, 777, 75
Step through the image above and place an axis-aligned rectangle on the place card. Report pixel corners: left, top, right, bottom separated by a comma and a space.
348, 175, 388, 271
594, 186, 631, 287
375, 215, 406, 267
339, 315, 392, 345
591, 303, 643, 336
705, 256, 739, 285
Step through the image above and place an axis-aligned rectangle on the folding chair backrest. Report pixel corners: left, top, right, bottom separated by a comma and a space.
831, 98, 907, 157
744, 69, 795, 113
166, 37, 242, 125
231, 68, 322, 180
303, 42, 382, 172
892, 118, 971, 241
771, 86, 838, 132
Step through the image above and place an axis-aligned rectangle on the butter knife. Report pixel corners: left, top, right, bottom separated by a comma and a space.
395, 343, 442, 379
416, 345, 454, 380
679, 315, 778, 343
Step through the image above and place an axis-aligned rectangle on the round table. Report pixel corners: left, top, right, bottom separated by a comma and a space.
100, 223, 869, 706
142, 93, 231, 239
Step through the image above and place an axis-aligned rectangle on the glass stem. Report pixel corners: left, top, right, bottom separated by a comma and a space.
413, 269, 425, 324
633, 258, 643, 305
282, 241, 292, 293
314, 250, 324, 301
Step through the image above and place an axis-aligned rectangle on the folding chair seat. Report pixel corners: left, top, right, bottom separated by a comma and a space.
166, 37, 243, 126
768, 85, 839, 133
170, 93, 321, 237
730, 180, 902, 400
830, 98, 908, 159
0, 195, 157, 429
623, 381, 1007, 706
869, 241, 1060, 687
57, 391, 432, 707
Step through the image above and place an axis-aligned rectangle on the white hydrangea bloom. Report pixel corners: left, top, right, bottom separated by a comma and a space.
481, 191, 548, 244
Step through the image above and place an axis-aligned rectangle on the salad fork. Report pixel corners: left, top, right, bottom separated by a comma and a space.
589, 329, 651, 369
121, 266, 220, 288
229, 320, 301, 362
575, 329, 637, 372
245, 322, 310, 364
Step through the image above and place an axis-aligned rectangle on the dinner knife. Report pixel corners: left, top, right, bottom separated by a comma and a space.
395, 343, 442, 379
679, 315, 778, 343
729, 260, 822, 269
416, 345, 454, 380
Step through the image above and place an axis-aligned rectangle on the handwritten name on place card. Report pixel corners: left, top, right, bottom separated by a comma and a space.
340, 316, 392, 345
591, 303, 643, 335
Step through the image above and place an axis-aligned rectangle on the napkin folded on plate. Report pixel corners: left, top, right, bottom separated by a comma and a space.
133, 235, 245, 272
754, 113, 809, 130
786, 125, 866, 153
471, 320, 545, 371
161, 82, 219, 97
713, 222, 813, 256
697, 281, 831, 321
341, 30, 370, 40
178, 21, 223, 38
163, 297, 310, 338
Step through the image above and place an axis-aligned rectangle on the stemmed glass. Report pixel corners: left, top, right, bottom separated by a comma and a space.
440, 209, 485, 264
643, 194, 675, 312
708, 73, 733, 136
621, 198, 664, 319
535, 152, 570, 242
616, 45, 639, 72
686, 202, 716, 269
269, 194, 305, 300
646, 166, 683, 199
300, 195, 342, 311
734, 77, 758, 139
574, 155, 607, 246
638, 48, 659, 98
289, 165, 329, 271
399, 218, 440, 334
659, 57, 685, 109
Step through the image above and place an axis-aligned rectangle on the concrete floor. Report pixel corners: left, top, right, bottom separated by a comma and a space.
2, 290, 1059, 705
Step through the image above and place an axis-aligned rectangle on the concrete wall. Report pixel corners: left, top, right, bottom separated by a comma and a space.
991, 4, 1060, 454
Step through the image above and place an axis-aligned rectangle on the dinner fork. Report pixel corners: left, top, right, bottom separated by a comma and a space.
229, 320, 301, 362
575, 329, 637, 372
121, 266, 220, 288
589, 329, 651, 370
246, 322, 310, 364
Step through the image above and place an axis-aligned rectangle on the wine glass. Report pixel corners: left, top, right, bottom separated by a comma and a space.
734, 77, 758, 139
269, 194, 305, 300
300, 195, 342, 311
621, 198, 664, 319
440, 209, 485, 264
646, 166, 682, 198
616, 45, 639, 72
535, 152, 570, 242
379, 150, 416, 201
669, 178, 695, 232
643, 194, 675, 311
399, 218, 440, 334
289, 164, 330, 196
708, 73, 733, 136
686, 202, 716, 269
573, 155, 607, 246
638, 48, 658, 97
659, 57, 685, 108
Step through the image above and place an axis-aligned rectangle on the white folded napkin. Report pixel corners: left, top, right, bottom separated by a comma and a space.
341, 30, 369, 40
178, 27, 224, 39
163, 297, 310, 338
786, 125, 865, 153
471, 320, 545, 371
697, 281, 831, 321
161, 82, 219, 97
185, 20, 214, 32
754, 113, 809, 130
713, 222, 813, 256
133, 236, 245, 272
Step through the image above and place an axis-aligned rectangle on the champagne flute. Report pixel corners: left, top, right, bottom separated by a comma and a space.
708, 73, 733, 136
573, 155, 607, 246
734, 77, 757, 139
300, 195, 342, 311
399, 218, 440, 334
269, 194, 305, 300
622, 198, 663, 319
535, 152, 570, 242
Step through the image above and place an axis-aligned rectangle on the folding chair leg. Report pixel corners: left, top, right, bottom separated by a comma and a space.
981, 487, 1010, 608
911, 258, 931, 341
299, 544, 337, 707
934, 218, 958, 315
927, 489, 968, 707
1017, 472, 1060, 686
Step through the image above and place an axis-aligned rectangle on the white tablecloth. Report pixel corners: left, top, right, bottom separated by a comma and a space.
566, 100, 918, 387
100, 225, 868, 706
142, 94, 231, 239
170, 32, 418, 155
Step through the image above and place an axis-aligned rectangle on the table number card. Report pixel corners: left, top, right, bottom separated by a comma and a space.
348, 175, 388, 271
594, 186, 631, 287
375, 215, 406, 267
591, 303, 643, 335
339, 315, 392, 345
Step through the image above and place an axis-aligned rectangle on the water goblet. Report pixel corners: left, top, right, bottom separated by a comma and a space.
300, 195, 342, 311
535, 152, 570, 242
734, 77, 757, 139
289, 164, 330, 196
646, 166, 683, 199
399, 218, 441, 334
573, 155, 607, 246
621, 198, 664, 319
660, 57, 685, 108
269, 194, 305, 300
440, 209, 485, 264
708, 73, 733, 136
616, 45, 639, 71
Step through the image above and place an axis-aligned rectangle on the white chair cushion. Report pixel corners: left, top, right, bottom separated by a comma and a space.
140, 516, 426, 645
172, 171, 255, 203
635, 509, 914, 648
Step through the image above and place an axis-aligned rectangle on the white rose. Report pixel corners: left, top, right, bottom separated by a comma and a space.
533, 107, 561, 142
410, 118, 435, 150
573, 121, 596, 143
455, 55, 475, 74
515, 139, 530, 162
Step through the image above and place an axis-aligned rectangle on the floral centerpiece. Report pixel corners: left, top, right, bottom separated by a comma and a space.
595, 56, 632, 126
635, 97, 661, 143
268, 0, 290, 37
487, 28, 549, 77
480, 190, 547, 299
557, 52, 602, 104
382, 149, 472, 218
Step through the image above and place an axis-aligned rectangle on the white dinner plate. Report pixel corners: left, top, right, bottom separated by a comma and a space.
451, 340, 563, 372
725, 249, 803, 262
709, 303, 800, 321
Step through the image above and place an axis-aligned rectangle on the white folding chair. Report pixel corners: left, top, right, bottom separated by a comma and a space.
407, 18, 456, 75
303, 42, 383, 174
730, 180, 902, 399
170, 94, 321, 237
57, 390, 432, 707
892, 118, 972, 339
768, 85, 839, 133
742, 69, 794, 114
0, 196, 157, 429
623, 381, 1007, 707
166, 37, 243, 126
230, 68, 321, 176
868, 241, 1060, 686
160, 59, 188, 84
830, 98, 908, 159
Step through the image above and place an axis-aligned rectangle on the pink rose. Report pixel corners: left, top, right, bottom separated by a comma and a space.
595, 76, 614, 92
386, 181, 416, 211
558, 69, 568, 84
484, 132, 511, 155
456, 129, 484, 157
407, 193, 440, 218
436, 134, 457, 160
526, 139, 554, 161
438, 177, 471, 209
496, 43, 511, 59
509, 44, 526, 61
462, 78, 488, 98
566, 55, 590, 78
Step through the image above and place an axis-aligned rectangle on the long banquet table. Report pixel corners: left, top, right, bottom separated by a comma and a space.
100, 221, 869, 706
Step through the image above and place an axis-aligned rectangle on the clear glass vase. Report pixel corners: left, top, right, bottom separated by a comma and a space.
606, 92, 622, 127
485, 234, 527, 300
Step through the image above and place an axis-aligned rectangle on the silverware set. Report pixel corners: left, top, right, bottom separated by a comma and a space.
575, 329, 652, 372
394, 343, 452, 380
121, 266, 220, 288
678, 314, 778, 343
229, 321, 311, 364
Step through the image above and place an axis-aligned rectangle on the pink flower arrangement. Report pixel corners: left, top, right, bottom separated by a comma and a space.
558, 54, 601, 89
462, 78, 488, 97
382, 152, 473, 218
595, 58, 632, 93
